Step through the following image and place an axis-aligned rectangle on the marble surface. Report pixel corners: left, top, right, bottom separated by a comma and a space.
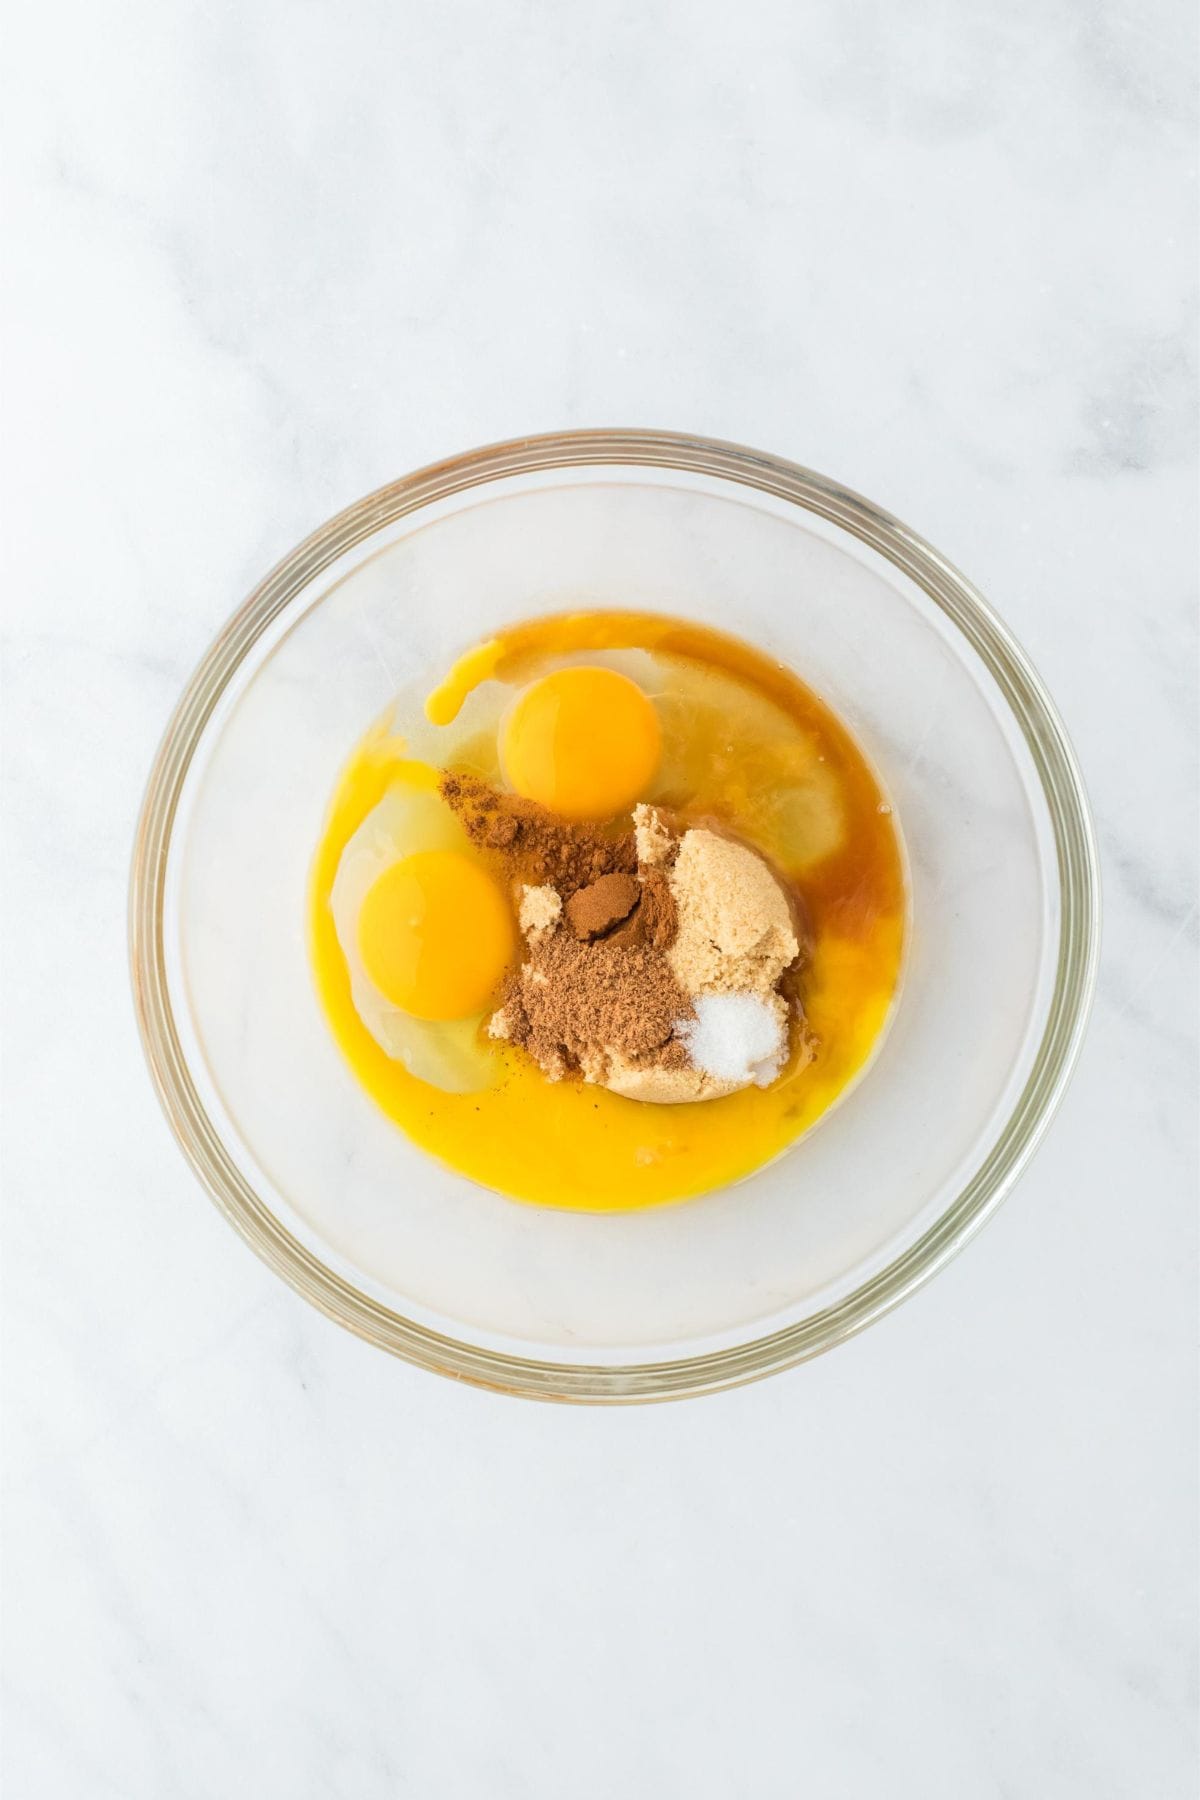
3, 1, 1196, 1794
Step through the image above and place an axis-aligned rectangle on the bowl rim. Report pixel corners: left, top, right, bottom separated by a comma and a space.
129, 428, 1101, 1403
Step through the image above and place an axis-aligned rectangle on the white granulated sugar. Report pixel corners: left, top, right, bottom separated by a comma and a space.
677, 992, 787, 1088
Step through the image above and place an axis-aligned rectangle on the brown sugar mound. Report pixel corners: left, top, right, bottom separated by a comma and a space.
440, 772, 635, 894
667, 826, 799, 997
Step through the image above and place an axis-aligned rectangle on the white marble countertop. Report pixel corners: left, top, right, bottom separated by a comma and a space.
4, 2, 1196, 1794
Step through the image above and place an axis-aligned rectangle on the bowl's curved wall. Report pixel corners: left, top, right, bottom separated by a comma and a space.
130, 432, 1099, 1401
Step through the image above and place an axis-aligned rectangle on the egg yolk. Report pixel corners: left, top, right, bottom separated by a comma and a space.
501, 666, 660, 820
357, 850, 513, 1020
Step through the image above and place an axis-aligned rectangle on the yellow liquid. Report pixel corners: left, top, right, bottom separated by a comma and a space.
309, 613, 906, 1210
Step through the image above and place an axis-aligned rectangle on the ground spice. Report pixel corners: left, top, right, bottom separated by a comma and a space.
440, 772, 635, 894
606, 866, 677, 952
501, 935, 694, 1079
565, 872, 640, 941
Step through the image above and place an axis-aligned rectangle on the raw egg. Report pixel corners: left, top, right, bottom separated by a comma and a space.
358, 850, 513, 1021
501, 665, 660, 819
328, 777, 509, 1093
309, 614, 907, 1209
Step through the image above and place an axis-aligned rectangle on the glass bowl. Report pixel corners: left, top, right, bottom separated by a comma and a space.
129, 431, 1099, 1402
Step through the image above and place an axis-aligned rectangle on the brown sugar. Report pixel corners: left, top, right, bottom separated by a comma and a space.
440, 772, 635, 894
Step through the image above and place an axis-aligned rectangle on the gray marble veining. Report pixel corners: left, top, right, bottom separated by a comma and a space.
3, 1, 1196, 1795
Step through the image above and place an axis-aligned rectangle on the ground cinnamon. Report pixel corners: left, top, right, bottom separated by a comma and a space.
565, 872, 640, 940
501, 935, 693, 1077
446, 775, 693, 1086
607, 866, 677, 952
440, 772, 635, 894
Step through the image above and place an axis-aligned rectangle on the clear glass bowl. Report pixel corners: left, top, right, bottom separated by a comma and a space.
129, 431, 1099, 1402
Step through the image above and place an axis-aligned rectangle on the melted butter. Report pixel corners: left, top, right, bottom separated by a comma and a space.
309, 612, 907, 1211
